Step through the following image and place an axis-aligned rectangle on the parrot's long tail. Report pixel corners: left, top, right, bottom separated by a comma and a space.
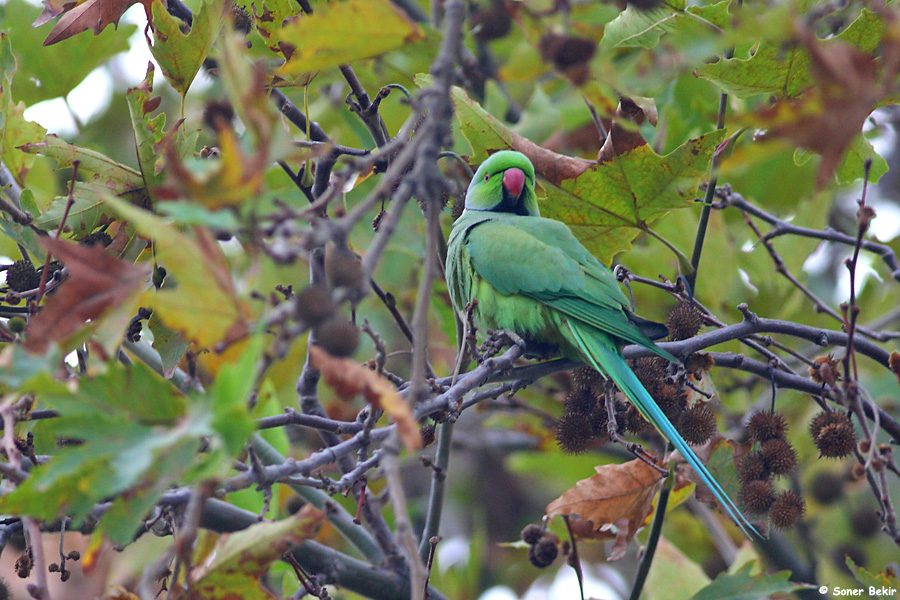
565, 322, 762, 539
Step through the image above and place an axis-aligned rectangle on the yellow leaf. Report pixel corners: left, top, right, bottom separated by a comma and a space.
277, 0, 424, 76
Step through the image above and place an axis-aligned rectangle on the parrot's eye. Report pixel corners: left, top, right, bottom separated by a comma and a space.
484, 173, 490, 182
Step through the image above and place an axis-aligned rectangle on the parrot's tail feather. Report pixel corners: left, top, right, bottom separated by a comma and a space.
564, 322, 763, 539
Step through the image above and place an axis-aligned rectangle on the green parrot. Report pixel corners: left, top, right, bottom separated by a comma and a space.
446, 150, 760, 538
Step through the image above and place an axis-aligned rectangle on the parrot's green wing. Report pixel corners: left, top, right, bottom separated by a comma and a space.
464, 216, 675, 361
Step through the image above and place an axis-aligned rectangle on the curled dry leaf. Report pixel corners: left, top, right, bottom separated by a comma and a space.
24, 238, 148, 354
41, 0, 159, 46
597, 97, 651, 163
546, 458, 664, 560
310, 345, 422, 450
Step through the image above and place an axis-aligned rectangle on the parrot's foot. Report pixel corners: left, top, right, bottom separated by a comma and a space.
477, 329, 527, 361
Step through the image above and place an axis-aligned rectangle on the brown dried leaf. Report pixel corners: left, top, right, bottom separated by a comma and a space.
309, 346, 422, 450
755, 21, 900, 187
42, 0, 159, 46
24, 238, 148, 354
597, 97, 651, 163
546, 458, 664, 558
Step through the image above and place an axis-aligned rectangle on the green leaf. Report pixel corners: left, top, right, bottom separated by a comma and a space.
126, 63, 169, 191
148, 310, 192, 379
690, 563, 814, 600
19, 135, 144, 193
644, 538, 710, 600
697, 8, 884, 98
149, 0, 228, 97
277, 0, 425, 76
104, 194, 249, 348
541, 129, 725, 262
209, 334, 265, 456
157, 201, 242, 229
835, 133, 889, 185
34, 182, 145, 236
847, 558, 900, 598
1, 0, 135, 106
599, 0, 687, 50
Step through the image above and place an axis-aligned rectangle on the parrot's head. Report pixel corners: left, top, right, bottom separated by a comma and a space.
464, 150, 539, 217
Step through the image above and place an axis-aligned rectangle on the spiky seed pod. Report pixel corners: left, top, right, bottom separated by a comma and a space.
556, 412, 594, 455
809, 410, 850, 438
60, 570, 71, 582
631, 356, 667, 397
678, 405, 717, 445
809, 471, 845, 505
588, 405, 609, 437
313, 318, 360, 358
231, 3, 252, 33
450, 197, 465, 222
0, 577, 11, 600
849, 506, 880, 538
809, 354, 841, 384
48, 563, 59, 573
624, 404, 650, 435
657, 387, 689, 423
666, 303, 703, 341
66, 551, 80, 561
760, 438, 798, 476
572, 366, 603, 393
295, 285, 335, 327
80, 231, 112, 247
527, 538, 559, 568
564, 386, 596, 416
740, 480, 776, 515
747, 411, 788, 443
538, 32, 596, 85
815, 422, 857, 459
6, 260, 41, 292
769, 491, 805, 529
520, 524, 544, 545
737, 451, 769, 484
420, 424, 436, 447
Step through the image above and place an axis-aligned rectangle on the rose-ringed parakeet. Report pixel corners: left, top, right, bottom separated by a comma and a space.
446, 150, 760, 538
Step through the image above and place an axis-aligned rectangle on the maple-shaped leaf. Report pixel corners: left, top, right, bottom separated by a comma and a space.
754, 24, 900, 187
546, 458, 664, 560
277, 0, 424, 77
19, 134, 144, 193
542, 129, 724, 264
104, 194, 249, 349
0, 34, 48, 186
148, 0, 227, 97
41, 0, 156, 46
24, 238, 148, 354
697, 9, 886, 99
444, 82, 720, 262
126, 63, 198, 196
310, 345, 422, 451
691, 564, 815, 600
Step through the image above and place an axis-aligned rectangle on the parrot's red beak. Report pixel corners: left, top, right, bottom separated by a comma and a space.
502, 167, 525, 199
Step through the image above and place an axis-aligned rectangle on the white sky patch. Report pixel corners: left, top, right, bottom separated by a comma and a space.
435, 535, 470, 573
835, 252, 880, 303
68, 67, 114, 123
521, 564, 625, 600
802, 241, 831, 276
478, 586, 519, 600
24, 98, 79, 137
738, 268, 759, 295
869, 201, 900, 242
